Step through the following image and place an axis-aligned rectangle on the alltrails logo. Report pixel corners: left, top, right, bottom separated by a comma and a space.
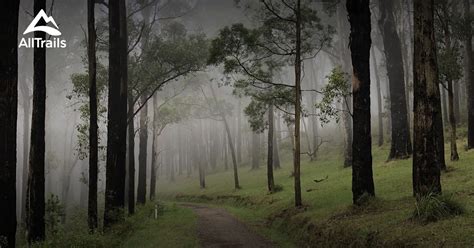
19, 9, 67, 48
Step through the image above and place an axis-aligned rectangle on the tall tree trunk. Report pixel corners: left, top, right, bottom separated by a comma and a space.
378, 0, 412, 160
237, 100, 242, 164
448, 81, 459, 161
347, 0, 375, 204
127, 98, 135, 215
293, 0, 303, 208
465, 0, 474, 149
413, 0, 443, 197
251, 132, 260, 169
137, 96, 148, 204
0, 1, 19, 246
337, 2, 353, 168
267, 105, 275, 192
27, 0, 46, 242
441, 87, 449, 126
150, 94, 158, 201
87, 0, 98, 231
223, 127, 228, 171
371, 46, 384, 147
104, 0, 127, 227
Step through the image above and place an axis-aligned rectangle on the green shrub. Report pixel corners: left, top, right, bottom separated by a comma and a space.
412, 193, 464, 223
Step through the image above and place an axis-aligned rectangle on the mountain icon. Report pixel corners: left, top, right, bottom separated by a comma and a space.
23, 9, 61, 36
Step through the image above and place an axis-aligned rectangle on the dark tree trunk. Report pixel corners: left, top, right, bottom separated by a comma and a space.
413, 0, 442, 196
378, 0, 412, 160
371, 46, 384, 147
0, 1, 19, 246
465, 0, 474, 149
251, 132, 260, 169
347, 0, 375, 204
137, 95, 148, 204
127, 97, 135, 215
27, 0, 46, 243
267, 105, 275, 192
87, 0, 98, 231
293, 0, 302, 207
104, 0, 127, 227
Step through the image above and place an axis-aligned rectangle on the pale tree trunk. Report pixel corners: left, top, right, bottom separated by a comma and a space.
371, 46, 384, 147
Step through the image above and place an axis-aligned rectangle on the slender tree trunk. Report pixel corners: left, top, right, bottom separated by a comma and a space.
0, 1, 19, 246
27, 0, 46, 242
87, 0, 98, 231
347, 0, 375, 204
378, 0, 412, 160
447, 81, 459, 161
293, 0, 303, 207
237, 100, 242, 164
223, 127, 228, 171
267, 105, 275, 192
150, 94, 158, 201
137, 96, 148, 204
465, 0, 474, 149
372, 46, 384, 147
251, 132, 260, 169
127, 98, 135, 215
441, 87, 449, 126
413, 0, 442, 197
104, 0, 127, 227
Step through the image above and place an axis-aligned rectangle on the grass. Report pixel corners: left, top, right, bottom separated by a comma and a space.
22, 202, 198, 248
157, 137, 474, 247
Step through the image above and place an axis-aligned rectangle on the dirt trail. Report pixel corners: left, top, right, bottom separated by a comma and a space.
182, 204, 274, 248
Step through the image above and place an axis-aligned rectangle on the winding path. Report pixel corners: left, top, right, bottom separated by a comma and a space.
181, 204, 274, 248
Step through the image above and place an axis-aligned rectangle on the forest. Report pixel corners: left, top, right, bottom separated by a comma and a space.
0, 0, 473, 247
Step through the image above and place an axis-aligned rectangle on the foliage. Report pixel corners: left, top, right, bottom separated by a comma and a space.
412, 193, 464, 223
315, 66, 351, 124
67, 62, 108, 160
45, 194, 65, 237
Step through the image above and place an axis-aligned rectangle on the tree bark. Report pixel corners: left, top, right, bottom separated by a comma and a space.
20, 77, 30, 225
347, 0, 375, 204
104, 0, 127, 227
0, 1, 19, 246
371, 46, 384, 147
87, 0, 98, 231
465, 0, 474, 149
27, 0, 46, 242
267, 105, 275, 192
448, 81, 459, 161
378, 0, 412, 160
413, 0, 442, 197
273, 112, 281, 169
137, 95, 148, 204
293, 0, 303, 208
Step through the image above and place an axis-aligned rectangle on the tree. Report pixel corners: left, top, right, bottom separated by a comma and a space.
87, 0, 98, 231
267, 104, 276, 192
27, 0, 47, 242
465, 0, 474, 149
104, 0, 128, 227
209, 0, 333, 206
413, 0, 443, 197
346, 0, 375, 204
378, 0, 412, 160
0, 1, 19, 246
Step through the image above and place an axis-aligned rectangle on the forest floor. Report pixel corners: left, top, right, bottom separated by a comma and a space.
157, 136, 474, 247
